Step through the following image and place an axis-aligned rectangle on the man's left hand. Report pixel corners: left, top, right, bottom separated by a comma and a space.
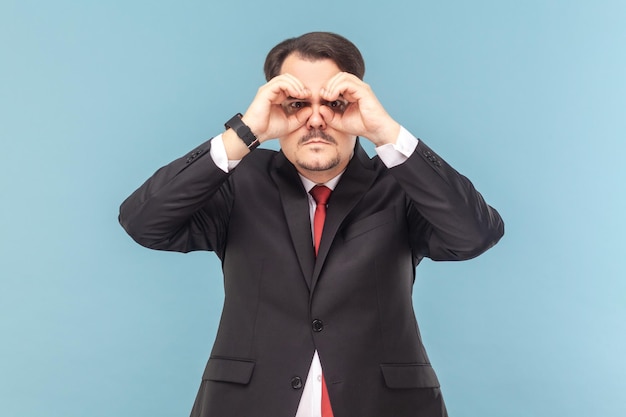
318, 72, 401, 146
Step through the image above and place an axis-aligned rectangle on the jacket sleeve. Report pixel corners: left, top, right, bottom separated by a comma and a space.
118, 138, 233, 255
390, 140, 504, 261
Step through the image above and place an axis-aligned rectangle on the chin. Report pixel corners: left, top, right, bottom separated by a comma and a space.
297, 156, 341, 172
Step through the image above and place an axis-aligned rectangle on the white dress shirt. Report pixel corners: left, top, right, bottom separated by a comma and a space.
210, 127, 418, 417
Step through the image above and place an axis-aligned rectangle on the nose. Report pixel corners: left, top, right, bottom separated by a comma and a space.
306, 104, 327, 130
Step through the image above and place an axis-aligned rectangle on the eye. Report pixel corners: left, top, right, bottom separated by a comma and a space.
324, 99, 348, 114
281, 100, 310, 115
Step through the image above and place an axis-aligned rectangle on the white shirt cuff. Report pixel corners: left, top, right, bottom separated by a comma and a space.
209, 134, 241, 172
375, 125, 419, 168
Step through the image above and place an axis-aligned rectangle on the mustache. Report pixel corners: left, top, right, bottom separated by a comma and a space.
299, 129, 337, 145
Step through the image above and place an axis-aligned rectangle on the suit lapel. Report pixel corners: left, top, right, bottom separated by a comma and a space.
311, 142, 378, 292
270, 151, 316, 290
270, 142, 378, 292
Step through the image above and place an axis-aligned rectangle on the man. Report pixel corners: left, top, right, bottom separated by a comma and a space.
119, 32, 504, 417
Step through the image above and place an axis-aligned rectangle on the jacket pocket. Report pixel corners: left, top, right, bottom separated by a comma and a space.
202, 356, 256, 385
343, 208, 397, 241
380, 363, 440, 389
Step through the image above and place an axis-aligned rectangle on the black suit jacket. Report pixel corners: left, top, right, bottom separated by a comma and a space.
119, 138, 504, 417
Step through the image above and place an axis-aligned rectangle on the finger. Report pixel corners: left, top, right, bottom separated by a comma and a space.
320, 73, 344, 101
269, 73, 311, 99
323, 105, 358, 135
291, 107, 313, 129
318, 106, 336, 125
323, 82, 363, 105
281, 73, 308, 93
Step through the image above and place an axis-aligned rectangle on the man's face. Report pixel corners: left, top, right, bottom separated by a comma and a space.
278, 54, 357, 182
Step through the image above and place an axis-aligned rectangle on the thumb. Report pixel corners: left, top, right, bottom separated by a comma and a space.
288, 108, 313, 132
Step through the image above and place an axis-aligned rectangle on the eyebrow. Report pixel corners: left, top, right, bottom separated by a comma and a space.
285, 94, 346, 101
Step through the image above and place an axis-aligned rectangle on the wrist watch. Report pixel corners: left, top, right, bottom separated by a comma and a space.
224, 113, 260, 150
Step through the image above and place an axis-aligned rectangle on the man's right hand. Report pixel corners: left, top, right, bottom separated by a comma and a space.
222, 74, 312, 159
242, 74, 313, 142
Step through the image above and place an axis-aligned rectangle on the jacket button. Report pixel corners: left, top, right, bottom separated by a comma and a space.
312, 319, 324, 332
291, 376, 303, 389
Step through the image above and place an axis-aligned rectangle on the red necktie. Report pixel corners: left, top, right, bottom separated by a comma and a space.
310, 185, 332, 256
309, 185, 334, 417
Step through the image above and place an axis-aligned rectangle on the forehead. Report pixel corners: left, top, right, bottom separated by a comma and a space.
279, 54, 342, 89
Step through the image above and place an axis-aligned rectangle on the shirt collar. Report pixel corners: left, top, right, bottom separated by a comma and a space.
299, 172, 343, 193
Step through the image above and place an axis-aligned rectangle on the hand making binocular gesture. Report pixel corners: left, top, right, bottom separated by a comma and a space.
222, 54, 401, 167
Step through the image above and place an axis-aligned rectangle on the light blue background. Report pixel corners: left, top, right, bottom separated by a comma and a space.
1, 1, 625, 416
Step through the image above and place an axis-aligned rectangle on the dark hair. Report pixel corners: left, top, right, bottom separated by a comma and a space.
264, 32, 365, 81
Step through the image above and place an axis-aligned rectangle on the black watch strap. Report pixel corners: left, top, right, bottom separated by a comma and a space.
224, 113, 260, 150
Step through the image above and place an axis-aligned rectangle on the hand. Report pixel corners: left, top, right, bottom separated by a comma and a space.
241, 74, 313, 142
318, 72, 400, 146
